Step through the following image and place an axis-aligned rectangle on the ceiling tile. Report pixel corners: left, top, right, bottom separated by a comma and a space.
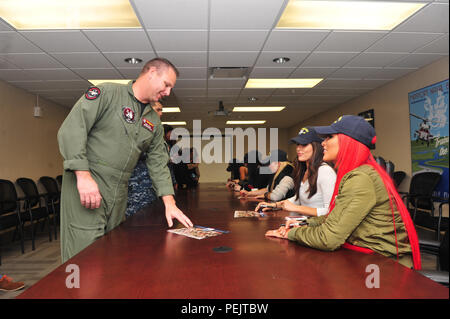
388, 53, 447, 67
103, 52, 156, 68
210, 0, 285, 30
271, 87, 309, 96
83, 29, 153, 52
240, 88, 275, 96
329, 67, 381, 79
173, 88, 207, 97
0, 32, 41, 53
290, 67, 338, 78
366, 32, 442, 53
72, 68, 123, 79
176, 67, 207, 79
306, 88, 370, 96
52, 52, 113, 68
263, 30, 329, 51
174, 79, 207, 89
24, 69, 82, 81
301, 52, 358, 68
209, 30, 268, 51
208, 88, 242, 96
158, 52, 207, 67
346, 52, 407, 67
208, 78, 247, 88
1, 53, 64, 69
0, 57, 20, 69
255, 51, 308, 67
209, 52, 258, 67
249, 67, 296, 78
395, 3, 449, 33
116, 67, 141, 79
9, 80, 47, 90
316, 31, 387, 52
0, 19, 13, 31
132, 0, 208, 29
0, 69, 39, 81
367, 68, 417, 79
317, 79, 391, 89
416, 34, 450, 53
149, 30, 207, 51
43, 80, 91, 90
20, 31, 98, 53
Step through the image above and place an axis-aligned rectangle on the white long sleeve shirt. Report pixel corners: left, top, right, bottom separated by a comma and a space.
288, 164, 336, 216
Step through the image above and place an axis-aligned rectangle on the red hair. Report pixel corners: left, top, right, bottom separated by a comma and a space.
327, 134, 421, 270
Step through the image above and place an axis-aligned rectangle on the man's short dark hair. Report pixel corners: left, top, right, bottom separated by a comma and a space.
140, 57, 179, 77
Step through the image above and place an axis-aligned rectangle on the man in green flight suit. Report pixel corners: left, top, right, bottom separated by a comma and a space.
57, 58, 193, 263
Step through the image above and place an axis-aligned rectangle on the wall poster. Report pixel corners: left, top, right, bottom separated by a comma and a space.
408, 79, 449, 199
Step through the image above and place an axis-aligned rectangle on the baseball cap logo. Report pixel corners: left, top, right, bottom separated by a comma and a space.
333, 116, 343, 124
298, 127, 309, 135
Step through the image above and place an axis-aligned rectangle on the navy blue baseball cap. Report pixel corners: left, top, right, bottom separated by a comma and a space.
314, 115, 376, 149
290, 127, 323, 145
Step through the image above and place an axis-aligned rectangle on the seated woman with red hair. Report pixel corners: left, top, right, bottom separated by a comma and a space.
266, 115, 421, 270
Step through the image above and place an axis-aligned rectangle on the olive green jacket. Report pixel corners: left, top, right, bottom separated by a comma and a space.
288, 165, 413, 268
57, 81, 174, 198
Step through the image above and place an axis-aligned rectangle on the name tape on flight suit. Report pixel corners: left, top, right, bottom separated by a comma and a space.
142, 118, 154, 132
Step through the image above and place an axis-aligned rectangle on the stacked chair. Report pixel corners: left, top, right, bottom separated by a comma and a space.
0, 179, 25, 265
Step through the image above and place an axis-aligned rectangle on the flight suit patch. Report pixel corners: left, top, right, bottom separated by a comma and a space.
122, 107, 135, 124
85, 87, 101, 100
142, 118, 154, 132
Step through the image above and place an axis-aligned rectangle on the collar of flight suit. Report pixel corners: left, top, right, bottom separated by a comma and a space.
127, 80, 154, 117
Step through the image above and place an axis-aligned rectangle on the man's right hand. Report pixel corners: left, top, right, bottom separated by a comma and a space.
75, 171, 102, 209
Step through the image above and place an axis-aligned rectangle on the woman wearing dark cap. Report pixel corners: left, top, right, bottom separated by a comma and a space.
256, 127, 336, 216
240, 149, 295, 201
266, 115, 421, 270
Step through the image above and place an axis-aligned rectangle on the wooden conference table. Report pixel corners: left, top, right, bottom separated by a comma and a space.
18, 183, 448, 299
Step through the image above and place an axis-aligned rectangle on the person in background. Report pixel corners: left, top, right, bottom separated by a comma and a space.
234, 151, 270, 192
163, 124, 178, 190
266, 116, 421, 270
125, 101, 164, 218
255, 128, 336, 216
240, 150, 295, 202
0, 274, 25, 292
174, 148, 200, 189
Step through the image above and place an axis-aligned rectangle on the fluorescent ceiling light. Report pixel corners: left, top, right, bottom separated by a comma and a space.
233, 107, 285, 112
277, 0, 425, 30
226, 121, 266, 125
162, 107, 181, 113
245, 78, 322, 89
0, 0, 141, 30
89, 80, 131, 86
162, 121, 186, 125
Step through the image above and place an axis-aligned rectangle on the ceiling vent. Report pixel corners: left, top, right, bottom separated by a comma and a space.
210, 67, 249, 79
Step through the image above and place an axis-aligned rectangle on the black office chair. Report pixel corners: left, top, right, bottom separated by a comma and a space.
16, 178, 52, 250
56, 175, 63, 191
418, 229, 449, 287
39, 176, 60, 240
375, 156, 395, 179
393, 171, 406, 189
402, 172, 447, 241
0, 179, 25, 265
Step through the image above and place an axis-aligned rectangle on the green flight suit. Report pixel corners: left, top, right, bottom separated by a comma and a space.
288, 165, 414, 268
57, 81, 174, 263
